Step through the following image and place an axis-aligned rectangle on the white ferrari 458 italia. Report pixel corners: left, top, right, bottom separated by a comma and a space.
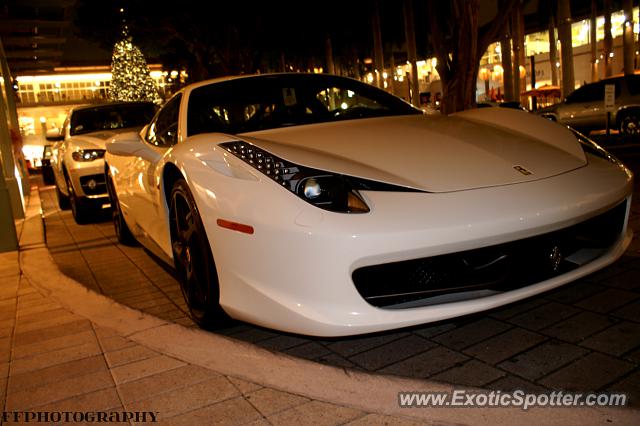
105, 73, 633, 337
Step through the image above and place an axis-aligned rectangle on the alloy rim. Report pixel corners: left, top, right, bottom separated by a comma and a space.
106, 175, 121, 239
67, 179, 78, 218
623, 116, 639, 135
170, 190, 208, 321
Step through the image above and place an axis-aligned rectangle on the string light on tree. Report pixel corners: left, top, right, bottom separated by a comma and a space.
109, 21, 160, 103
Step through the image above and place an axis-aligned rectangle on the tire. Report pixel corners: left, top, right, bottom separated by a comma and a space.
66, 173, 89, 224
106, 169, 137, 246
169, 178, 229, 328
619, 111, 640, 136
56, 183, 70, 210
42, 166, 55, 185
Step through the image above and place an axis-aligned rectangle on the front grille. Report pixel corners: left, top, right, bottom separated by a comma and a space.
352, 200, 627, 308
79, 174, 107, 196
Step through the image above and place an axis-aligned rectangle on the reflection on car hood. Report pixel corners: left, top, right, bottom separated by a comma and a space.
239, 109, 587, 193
69, 128, 142, 150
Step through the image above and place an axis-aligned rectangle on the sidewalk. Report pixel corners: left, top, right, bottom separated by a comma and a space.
1, 186, 638, 425
1, 254, 375, 425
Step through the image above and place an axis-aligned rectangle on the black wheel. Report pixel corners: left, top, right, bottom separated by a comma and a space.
56, 183, 70, 210
66, 174, 88, 224
169, 179, 229, 328
106, 169, 137, 245
619, 111, 640, 136
42, 166, 55, 185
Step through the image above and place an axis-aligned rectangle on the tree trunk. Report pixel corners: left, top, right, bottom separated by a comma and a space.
427, 0, 517, 114
436, 1, 480, 114
516, 1, 527, 97
512, 3, 522, 102
372, 0, 385, 89
558, 0, 575, 97
352, 47, 361, 80
501, 30, 514, 102
549, 15, 559, 86
325, 37, 335, 75
623, 0, 634, 75
604, 0, 613, 77
403, 0, 420, 106
591, 0, 598, 82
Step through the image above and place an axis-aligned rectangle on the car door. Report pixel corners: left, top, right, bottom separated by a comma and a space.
124, 94, 182, 243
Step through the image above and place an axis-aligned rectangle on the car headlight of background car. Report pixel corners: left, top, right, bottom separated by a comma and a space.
221, 141, 420, 213
71, 149, 106, 162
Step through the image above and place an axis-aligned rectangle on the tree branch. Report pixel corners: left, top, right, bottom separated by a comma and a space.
427, 1, 452, 77
477, 0, 519, 62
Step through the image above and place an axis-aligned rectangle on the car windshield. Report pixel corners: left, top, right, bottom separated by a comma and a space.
70, 103, 157, 136
187, 74, 421, 136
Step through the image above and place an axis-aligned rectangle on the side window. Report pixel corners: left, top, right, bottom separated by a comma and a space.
627, 76, 640, 96
565, 87, 583, 104
566, 82, 603, 104
147, 94, 181, 147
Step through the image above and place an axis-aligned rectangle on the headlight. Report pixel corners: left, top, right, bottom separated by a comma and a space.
72, 149, 106, 162
220, 141, 419, 213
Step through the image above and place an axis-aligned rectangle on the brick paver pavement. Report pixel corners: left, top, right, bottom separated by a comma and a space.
2, 251, 403, 425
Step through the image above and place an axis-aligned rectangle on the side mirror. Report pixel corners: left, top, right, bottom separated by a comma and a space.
45, 129, 64, 142
106, 131, 161, 163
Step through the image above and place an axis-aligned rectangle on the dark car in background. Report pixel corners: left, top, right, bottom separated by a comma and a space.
41, 144, 55, 185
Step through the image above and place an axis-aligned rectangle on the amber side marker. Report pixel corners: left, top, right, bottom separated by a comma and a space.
216, 219, 255, 235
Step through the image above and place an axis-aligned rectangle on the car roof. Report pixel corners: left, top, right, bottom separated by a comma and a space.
69, 101, 156, 113
601, 74, 640, 83
185, 72, 365, 91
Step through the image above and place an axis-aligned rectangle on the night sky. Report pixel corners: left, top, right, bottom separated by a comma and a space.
3, 0, 609, 75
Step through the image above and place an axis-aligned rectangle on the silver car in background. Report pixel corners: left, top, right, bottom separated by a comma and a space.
47, 102, 157, 223
537, 75, 640, 136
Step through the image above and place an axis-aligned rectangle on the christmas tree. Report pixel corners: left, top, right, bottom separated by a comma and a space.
109, 28, 160, 103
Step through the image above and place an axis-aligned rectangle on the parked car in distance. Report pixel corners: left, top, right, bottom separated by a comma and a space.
105, 73, 632, 337
41, 144, 55, 185
47, 101, 158, 223
536, 74, 640, 135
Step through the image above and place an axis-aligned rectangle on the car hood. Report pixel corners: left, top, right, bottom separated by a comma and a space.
238, 108, 587, 193
68, 128, 141, 150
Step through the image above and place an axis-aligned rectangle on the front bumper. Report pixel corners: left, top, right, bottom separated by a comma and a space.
67, 160, 109, 209
74, 193, 111, 211
195, 154, 633, 337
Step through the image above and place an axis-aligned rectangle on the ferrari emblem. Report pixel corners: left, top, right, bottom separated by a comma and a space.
513, 165, 533, 175
549, 246, 563, 271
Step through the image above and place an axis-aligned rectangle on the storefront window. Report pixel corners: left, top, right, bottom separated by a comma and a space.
524, 7, 640, 57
